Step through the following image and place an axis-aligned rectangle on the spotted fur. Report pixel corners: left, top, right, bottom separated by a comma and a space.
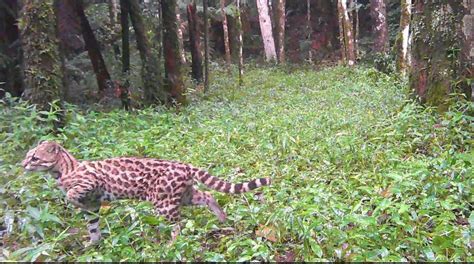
22, 141, 271, 243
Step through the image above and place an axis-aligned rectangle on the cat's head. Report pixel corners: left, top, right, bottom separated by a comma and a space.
22, 141, 61, 172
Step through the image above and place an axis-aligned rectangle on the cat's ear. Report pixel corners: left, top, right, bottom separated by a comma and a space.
45, 141, 59, 154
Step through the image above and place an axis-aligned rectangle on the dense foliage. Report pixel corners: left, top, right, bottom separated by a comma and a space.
1, 66, 472, 261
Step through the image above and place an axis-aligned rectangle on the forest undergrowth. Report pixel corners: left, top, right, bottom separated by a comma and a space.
0, 66, 472, 261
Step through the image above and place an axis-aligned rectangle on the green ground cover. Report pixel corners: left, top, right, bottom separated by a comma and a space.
1, 66, 472, 261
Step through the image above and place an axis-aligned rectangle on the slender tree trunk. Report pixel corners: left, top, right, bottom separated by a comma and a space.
370, 0, 389, 53
337, 0, 346, 63
120, 0, 130, 74
161, 0, 186, 105
275, 0, 285, 64
409, 0, 472, 107
203, 0, 209, 92
20, 0, 64, 128
120, 0, 131, 110
109, 0, 119, 32
306, 0, 312, 62
128, 0, 162, 104
76, 0, 112, 94
220, 0, 231, 71
353, 0, 359, 57
187, 2, 203, 83
338, 0, 356, 66
256, 0, 277, 62
53, 0, 70, 101
109, 0, 121, 58
176, 12, 187, 64
236, 0, 244, 85
395, 0, 411, 75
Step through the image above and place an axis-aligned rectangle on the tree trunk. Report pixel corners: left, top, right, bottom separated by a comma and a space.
353, 0, 359, 56
119, 0, 131, 110
187, 2, 203, 83
120, 0, 130, 74
256, 0, 277, 62
306, 0, 312, 62
53, 0, 71, 101
53, 0, 82, 55
109, 0, 121, 58
337, 0, 356, 66
76, 0, 112, 94
203, 0, 209, 92
176, 11, 187, 64
128, 0, 162, 104
409, 0, 473, 107
274, 0, 285, 64
370, 0, 389, 53
236, 0, 244, 85
0, 0, 23, 98
20, 0, 63, 112
220, 0, 231, 70
395, 0, 411, 75
337, 0, 346, 63
161, 0, 186, 105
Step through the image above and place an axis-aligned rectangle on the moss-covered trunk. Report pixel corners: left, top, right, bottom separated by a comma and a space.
20, 0, 63, 110
409, 0, 472, 108
128, 0, 163, 104
161, 0, 186, 106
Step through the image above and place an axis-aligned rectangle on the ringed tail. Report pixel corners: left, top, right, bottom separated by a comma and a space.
191, 167, 271, 194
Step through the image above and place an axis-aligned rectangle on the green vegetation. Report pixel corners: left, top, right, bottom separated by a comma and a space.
1, 66, 472, 261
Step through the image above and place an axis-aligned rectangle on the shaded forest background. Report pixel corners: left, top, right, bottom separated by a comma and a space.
1, 0, 472, 113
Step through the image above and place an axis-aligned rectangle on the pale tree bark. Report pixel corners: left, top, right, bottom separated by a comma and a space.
338, 0, 356, 65
395, 0, 411, 75
353, 0, 359, 56
256, 0, 277, 62
370, 0, 389, 53
409, 0, 473, 107
236, 0, 244, 85
203, 0, 209, 91
220, 0, 231, 71
275, 0, 285, 63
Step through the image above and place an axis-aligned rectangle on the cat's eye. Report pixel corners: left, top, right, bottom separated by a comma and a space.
31, 156, 39, 162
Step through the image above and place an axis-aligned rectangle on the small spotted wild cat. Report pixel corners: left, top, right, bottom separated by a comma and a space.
22, 141, 271, 244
